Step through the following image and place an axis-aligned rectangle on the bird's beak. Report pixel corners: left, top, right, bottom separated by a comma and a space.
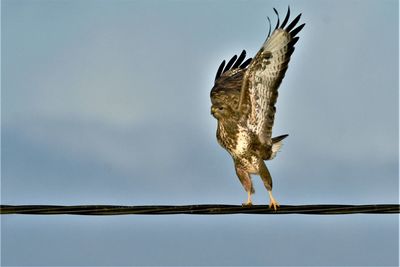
211, 106, 215, 115
211, 106, 218, 118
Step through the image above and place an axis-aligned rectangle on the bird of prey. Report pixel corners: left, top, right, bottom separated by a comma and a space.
210, 7, 305, 210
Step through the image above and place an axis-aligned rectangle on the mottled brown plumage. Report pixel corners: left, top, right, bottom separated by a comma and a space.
210, 7, 305, 209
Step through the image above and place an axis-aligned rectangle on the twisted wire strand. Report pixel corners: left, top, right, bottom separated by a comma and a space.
1, 204, 399, 215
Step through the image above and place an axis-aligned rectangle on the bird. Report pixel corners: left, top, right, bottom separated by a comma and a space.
210, 7, 305, 210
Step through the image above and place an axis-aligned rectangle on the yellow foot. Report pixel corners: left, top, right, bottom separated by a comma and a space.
269, 198, 280, 211
242, 201, 253, 207
242, 191, 253, 206
268, 191, 280, 211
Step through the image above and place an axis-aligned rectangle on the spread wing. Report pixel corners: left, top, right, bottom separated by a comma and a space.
238, 7, 305, 146
210, 50, 252, 109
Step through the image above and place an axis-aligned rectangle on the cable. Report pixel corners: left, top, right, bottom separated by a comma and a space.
1, 204, 399, 215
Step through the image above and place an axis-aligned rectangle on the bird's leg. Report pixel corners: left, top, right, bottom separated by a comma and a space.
268, 190, 279, 211
244, 191, 253, 206
235, 166, 254, 206
258, 161, 279, 210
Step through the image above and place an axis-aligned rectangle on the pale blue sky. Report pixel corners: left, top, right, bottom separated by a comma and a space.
2, 0, 399, 266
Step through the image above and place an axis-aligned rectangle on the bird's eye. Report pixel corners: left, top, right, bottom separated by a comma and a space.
218, 107, 224, 110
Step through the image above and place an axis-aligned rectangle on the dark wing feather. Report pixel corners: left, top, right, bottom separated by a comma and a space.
215, 60, 226, 81
224, 55, 238, 73
232, 50, 247, 69
240, 58, 252, 68
238, 8, 305, 146
280, 6, 290, 29
214, 50, 252, 82
211, 50, 252, 108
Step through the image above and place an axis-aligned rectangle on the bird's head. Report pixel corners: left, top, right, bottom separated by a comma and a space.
211, 103, 232, 120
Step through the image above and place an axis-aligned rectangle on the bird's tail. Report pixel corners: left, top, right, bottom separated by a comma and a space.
269, 134, 289, 160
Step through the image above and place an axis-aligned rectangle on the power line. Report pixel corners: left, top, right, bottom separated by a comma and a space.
1, 204, 399, 215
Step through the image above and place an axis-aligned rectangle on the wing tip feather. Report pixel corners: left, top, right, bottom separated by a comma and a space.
214, 50, 252, 82
266, 7, 304, 46
273, 8, 280, 29
215, 60, 226, 81
290, 23, 305, 38
280, 6, 290, 28
285, 13, 302, 32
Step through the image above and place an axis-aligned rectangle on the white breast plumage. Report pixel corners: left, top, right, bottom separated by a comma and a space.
234, 126, 250, 155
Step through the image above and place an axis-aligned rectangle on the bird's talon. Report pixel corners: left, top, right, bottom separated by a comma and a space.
242, 202, 253, 207
268, 192, 280, 211
269, 201, 280, 211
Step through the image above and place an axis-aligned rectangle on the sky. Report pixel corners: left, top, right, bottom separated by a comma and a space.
1, 0, 399, 266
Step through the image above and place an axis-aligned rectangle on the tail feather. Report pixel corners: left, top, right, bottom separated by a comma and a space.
272, 134, 289, 143
269, 134, 288, 160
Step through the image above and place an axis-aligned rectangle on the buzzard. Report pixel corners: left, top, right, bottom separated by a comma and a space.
210, 7, 305, 210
